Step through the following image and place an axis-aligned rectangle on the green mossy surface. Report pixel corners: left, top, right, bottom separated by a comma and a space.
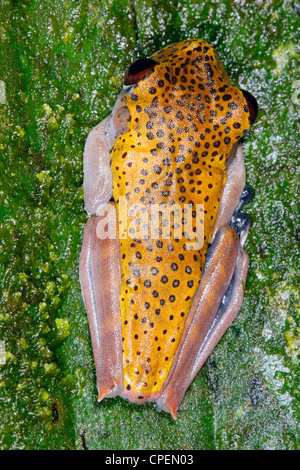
0, 0, 299, 450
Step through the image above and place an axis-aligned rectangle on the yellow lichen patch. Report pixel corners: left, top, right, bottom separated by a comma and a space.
111, 39, 252, 399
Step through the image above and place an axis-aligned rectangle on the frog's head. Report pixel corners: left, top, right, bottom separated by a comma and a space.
120, 39, 258, 169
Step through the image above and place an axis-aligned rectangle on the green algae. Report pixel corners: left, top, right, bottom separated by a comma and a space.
0, 0, 299, 450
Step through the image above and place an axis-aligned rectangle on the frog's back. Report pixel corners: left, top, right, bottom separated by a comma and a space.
110, 39, 252, 402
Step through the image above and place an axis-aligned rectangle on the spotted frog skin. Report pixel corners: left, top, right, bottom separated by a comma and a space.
79, 39, 258, 417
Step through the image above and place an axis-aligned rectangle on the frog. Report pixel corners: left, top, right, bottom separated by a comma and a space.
79, 39, 258, 418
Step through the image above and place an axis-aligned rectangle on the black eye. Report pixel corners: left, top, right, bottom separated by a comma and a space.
124, 58, 158, 85
241, 89, 259, 125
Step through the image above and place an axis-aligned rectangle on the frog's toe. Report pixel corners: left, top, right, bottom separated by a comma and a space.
230, 186, 253, 245
230, 212, 252, 240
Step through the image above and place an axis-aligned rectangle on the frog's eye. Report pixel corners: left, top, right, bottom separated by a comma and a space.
241, 89, 259, 125
124, 58, 158, 85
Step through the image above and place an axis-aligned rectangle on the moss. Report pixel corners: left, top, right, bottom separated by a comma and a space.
0, 0, 299, 450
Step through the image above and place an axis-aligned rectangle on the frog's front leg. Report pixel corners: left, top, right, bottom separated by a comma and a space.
83, 116, 113, 215
79, 115, 124, 401
83, 95, 131, 215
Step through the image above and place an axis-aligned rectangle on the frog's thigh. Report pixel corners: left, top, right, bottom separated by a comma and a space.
189, 245, 249, 382
83, 115, 113, 215
156, 226, 244, 418
79, 211, 123, 401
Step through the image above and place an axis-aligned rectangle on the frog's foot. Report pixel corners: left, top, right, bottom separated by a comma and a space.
156, 204, 251, 418
79, 210, 123, 401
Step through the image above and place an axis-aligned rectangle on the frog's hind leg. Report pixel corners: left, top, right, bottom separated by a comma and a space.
156, 145, 253, 418
156, 226, 243, 417
79, 211, 123, 401
80, 115, 124, 401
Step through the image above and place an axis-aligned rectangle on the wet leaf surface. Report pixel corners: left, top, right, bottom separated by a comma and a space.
0, 0, 299, 449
